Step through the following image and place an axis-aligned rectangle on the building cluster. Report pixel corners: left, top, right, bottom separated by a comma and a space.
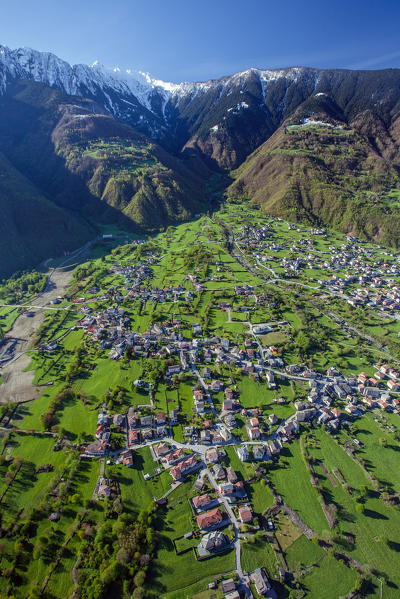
237, 220, 400, 318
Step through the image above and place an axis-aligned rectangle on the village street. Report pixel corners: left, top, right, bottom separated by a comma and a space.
201, 467, 253, 598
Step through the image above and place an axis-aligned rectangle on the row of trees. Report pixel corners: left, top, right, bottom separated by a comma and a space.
0, 270, 47, 302
40, 387, 75, 430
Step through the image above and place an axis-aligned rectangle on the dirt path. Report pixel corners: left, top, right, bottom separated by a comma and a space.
0, 268, 74, 404
0, 237, 99, 405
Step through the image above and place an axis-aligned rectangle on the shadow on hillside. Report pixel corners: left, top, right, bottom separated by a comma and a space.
364, 508, 388, 520
388, 540, 400, 552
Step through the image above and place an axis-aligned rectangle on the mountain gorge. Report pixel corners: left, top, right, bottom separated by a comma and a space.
1, 44, 400, 275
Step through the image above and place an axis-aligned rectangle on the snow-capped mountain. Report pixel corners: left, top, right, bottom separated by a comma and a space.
0, 45, 175, 136
0, 44, 312, 112
1, 43, 400, 168
0, 44, 320, 147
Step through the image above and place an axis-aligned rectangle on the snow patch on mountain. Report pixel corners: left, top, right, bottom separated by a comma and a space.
227, 102, 249, 113
0, 44, 176, 115
0, 43, 322, 141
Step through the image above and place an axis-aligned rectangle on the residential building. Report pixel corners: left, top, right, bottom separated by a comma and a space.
199, 530, 228, 552
196, 508, 223, 530
192, 493, 213, 511
250, 568, 275, 597
237, 446, 249, 462
238, 505, 253, 523
227, 467, 238, 483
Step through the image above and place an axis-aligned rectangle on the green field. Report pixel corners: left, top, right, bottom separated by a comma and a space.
268, 441, 328, 534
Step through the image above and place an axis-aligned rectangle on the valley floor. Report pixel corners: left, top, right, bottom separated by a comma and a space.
1, 201, 400, 599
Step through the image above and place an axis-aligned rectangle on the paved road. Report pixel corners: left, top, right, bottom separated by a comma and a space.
201, 467, 253, 597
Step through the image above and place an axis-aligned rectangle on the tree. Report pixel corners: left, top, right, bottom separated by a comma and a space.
101, 564, 117, 585
355, 502, 365, 514
117, 547, 129, 565
134, 571, 146, 587
27, 586, 41, 599
113, 498, 123, 515
139, 554, 151, 567
296, 330, 311, 353
69, 493, 81, 505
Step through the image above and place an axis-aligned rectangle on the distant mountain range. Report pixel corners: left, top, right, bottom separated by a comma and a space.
1, 44, 400, 276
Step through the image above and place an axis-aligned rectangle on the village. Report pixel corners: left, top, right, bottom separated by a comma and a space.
238, 219, 400, 316
58, 216, 400, 598
2, 204, 400, 599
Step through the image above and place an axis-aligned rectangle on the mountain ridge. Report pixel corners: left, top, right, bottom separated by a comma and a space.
2, 43, 400, 167
1, 43, 400, 275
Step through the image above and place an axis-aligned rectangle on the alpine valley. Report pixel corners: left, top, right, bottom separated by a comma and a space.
1, 45, 400, 275
4, 41, 400, 599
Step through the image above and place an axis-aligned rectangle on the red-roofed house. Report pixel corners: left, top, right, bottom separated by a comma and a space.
192, 494, 213, 511
170, 456, 197, 480
128, 430, 140, 445
238, 505, 253, 523
196, 508, 223, 530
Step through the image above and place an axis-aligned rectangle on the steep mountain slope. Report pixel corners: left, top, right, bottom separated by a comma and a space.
229, 95, 400, 246
51, 106, 205, 228
0, 151, 92, 277
2, 45, 400, 170
0, 79, 205, 228
0, 79, 206, 275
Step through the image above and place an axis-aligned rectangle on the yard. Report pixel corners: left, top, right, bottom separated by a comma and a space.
149, 480, 235, 598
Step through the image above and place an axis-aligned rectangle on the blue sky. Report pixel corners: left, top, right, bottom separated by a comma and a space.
1, 0, 399, 82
